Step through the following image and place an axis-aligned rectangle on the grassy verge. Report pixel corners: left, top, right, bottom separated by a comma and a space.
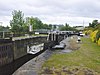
42, 37, 100, 74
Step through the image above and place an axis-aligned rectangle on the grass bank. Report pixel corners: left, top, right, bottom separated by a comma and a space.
42, 37, 100, 74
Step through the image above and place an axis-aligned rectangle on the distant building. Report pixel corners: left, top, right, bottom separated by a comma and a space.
73, 26, 84, 31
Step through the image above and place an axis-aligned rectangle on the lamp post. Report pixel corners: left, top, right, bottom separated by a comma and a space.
0, 22, 5, 38
29, 25, 33, 36
0, 22, 3, 26
29, 25, 33, 32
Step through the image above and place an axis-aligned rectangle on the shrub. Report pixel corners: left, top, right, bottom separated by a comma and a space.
97, 38, 100, 46
96, 30, 100, 41
90, 30, 98, 42
87, 30, 93, 35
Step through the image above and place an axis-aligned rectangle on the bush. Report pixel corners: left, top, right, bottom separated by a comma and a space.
87, 30, 93, 35
96, 30, 100, 41
97, 38, 100, 46
90, 30, 98, 42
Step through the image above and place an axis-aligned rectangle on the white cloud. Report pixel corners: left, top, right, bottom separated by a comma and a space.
0, 0, 100, 26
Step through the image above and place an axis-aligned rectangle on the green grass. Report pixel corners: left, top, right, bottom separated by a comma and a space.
42, 37, 100, 73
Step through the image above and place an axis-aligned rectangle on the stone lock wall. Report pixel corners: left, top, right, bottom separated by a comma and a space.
0, 34, 64, 67
13, 36, 47, 60
0, 36, 47, 67
0, 43, 13, 66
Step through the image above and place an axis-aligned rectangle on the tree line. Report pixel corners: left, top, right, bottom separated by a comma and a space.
84, 20, 100, 46
0, 10, 78, 36
10, 10, 52, 34
59, 23, 77, 31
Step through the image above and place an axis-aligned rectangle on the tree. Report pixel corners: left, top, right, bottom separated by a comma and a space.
48, 24, 52, 30
25, 17, 44, 30
10, 10, 52, 34
0, 26, 10, 31
10, 10, 24, 33
65, 23, 69, 28
59, 23, 77, 31
42, 24, 51, 29
89, 20, 98, 28
33, 17, 43, 29
59, 26, 66, 31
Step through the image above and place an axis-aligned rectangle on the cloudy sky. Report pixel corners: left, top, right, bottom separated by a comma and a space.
0, 0, 100, 27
